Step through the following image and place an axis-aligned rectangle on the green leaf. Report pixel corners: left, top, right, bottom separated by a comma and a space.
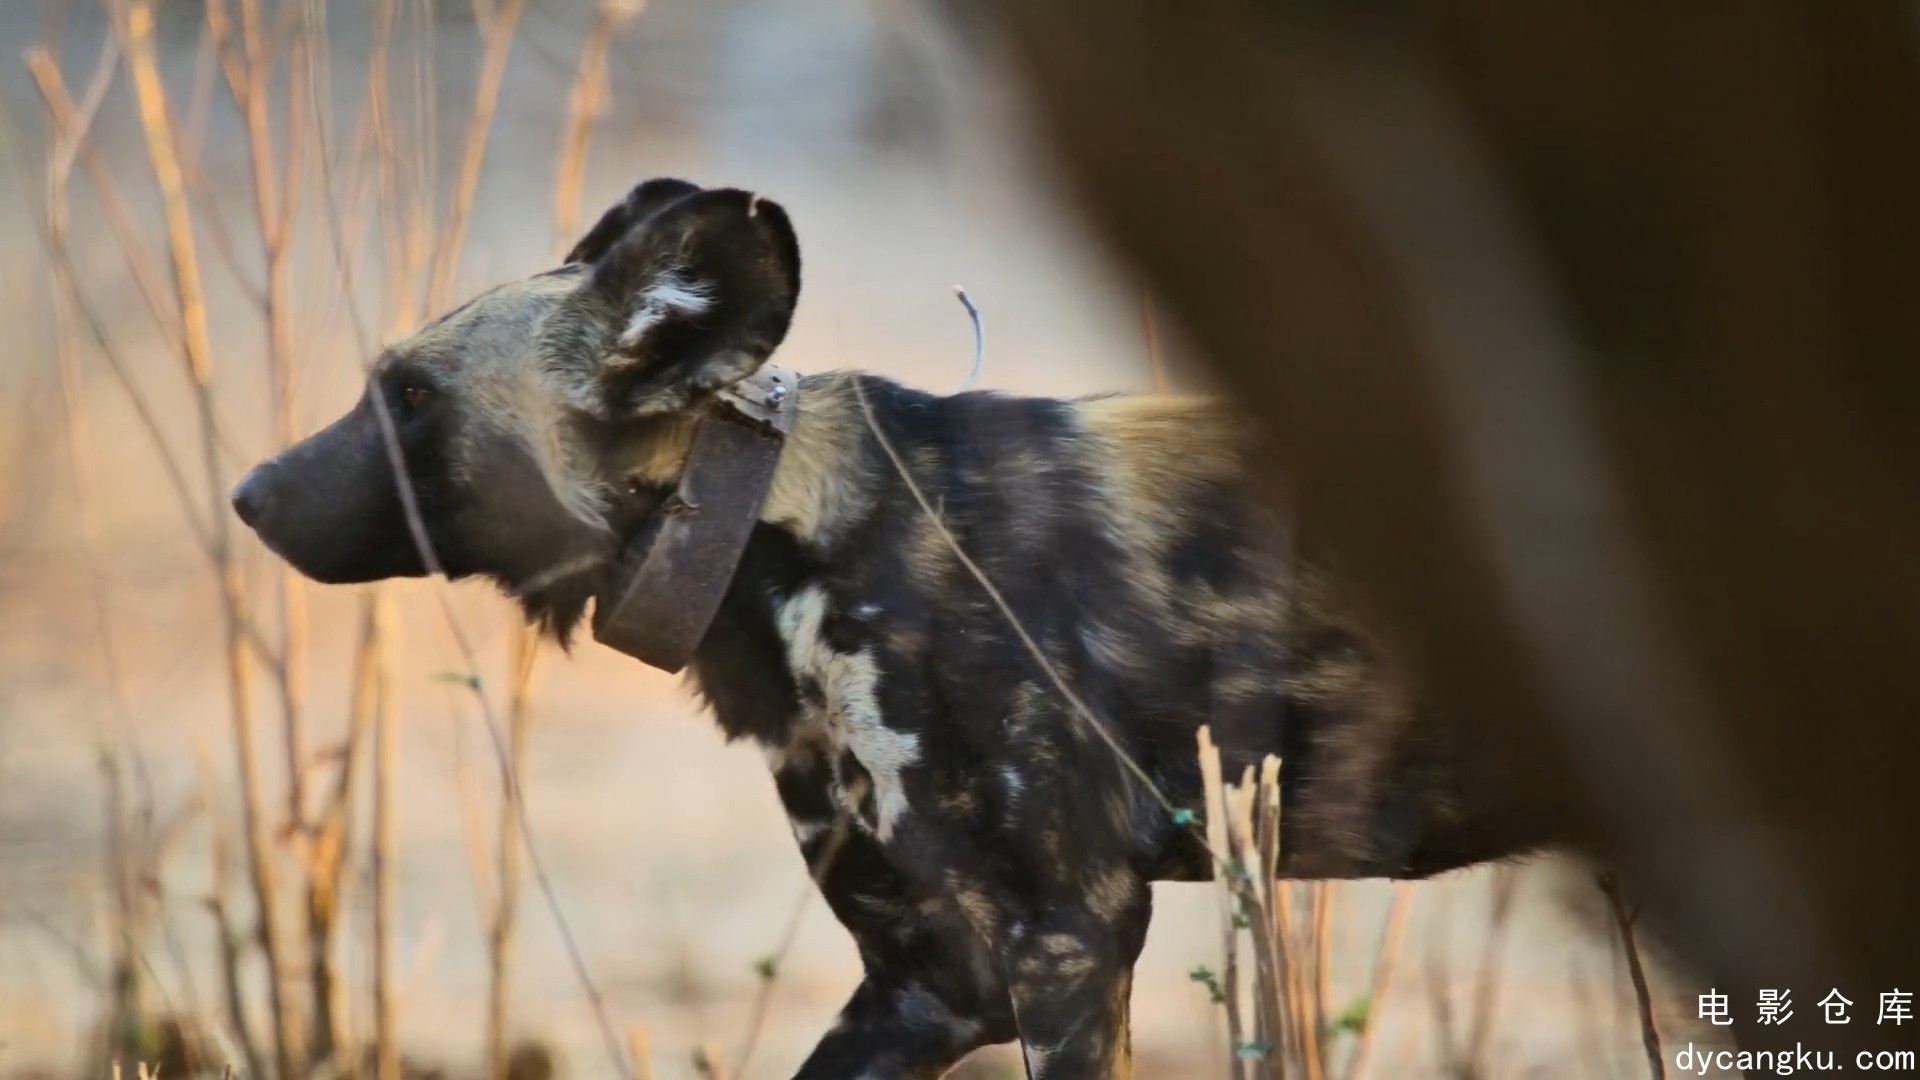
1234, 1039, 1274, 1060
1331, 994, 1372, 1037
1188, 964, 1226, 1004
433, 670, 482, 692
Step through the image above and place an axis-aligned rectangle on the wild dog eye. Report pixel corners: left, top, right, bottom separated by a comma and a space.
398, 384, 433, 411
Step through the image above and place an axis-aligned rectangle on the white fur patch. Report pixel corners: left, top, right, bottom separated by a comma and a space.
616, 272, 714, 350
999, 766, 1025, 827
775, 584, 920, 841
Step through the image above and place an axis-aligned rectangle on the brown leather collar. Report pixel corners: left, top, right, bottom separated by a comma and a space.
591, 364, 798, 672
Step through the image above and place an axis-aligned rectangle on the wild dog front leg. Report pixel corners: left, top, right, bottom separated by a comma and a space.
999, 897, 1150, 1080
778, 772, 1014, 1077
794, 972, 1003, 1080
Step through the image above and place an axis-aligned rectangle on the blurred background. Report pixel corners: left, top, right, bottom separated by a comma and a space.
0, 2, 1727, 1076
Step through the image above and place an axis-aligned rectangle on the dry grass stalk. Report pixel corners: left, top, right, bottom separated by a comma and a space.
729, 778, 865, 1077
349, 6, 635, 1074
196, 739, 265, 1080
1196, 727, 1249, 1079
691, 1042, 729, 1080
1599, 872, 1666, 1080
115, 0, 303, 1073
27, 46, 292, 671
1255, 757, 1295, 1076
23, 47, 187, 351
35, 30, 154, 1061
207, 0, 315, 869
627, 1026, 656, 1080
476, 0, 635, 1050
372, 588, 402, 1080
551, 0, 644, 255
424, 0, 526, 309
1463, 864, 1518, 1072
1228, 765, 1280, 1080
1342, 882, 1411, 1080
485, 626, 541, 1080
1304, 882, 1331, 1080
303, 598, 380, 1069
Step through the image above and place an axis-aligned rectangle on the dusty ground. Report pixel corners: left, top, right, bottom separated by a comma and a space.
0, 2, 1727, 1076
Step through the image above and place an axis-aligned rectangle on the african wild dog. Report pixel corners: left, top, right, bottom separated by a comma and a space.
233, 179, 1545, 1078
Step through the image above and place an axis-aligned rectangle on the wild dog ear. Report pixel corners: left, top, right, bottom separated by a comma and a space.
586, 187, 801, 417
565, 178, 703, 266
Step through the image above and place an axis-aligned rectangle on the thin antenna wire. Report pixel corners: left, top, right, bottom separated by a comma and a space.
953, 285, 985, 392
850, 376, 1236, 875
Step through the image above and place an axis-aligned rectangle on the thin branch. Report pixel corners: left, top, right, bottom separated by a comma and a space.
372, 587, 401, 1080
1463, 865, 1519, 1074
364, 351, 634, 1080
1600, 872, 1666, 1080
1198, 728, 1248, 1080
196, 741, 265, 1080
549, 0, 642, 256
24, 47, 188, 352
1342, 882, 1411, 1080
730, 782, 863, 1077
22, 45, 291, 682
485, 627, 539, 1080
114, 2, 302, 1074
424, 0, 526, 310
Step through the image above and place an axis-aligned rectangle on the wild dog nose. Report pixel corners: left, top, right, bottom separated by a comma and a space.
231, 464, 276, 528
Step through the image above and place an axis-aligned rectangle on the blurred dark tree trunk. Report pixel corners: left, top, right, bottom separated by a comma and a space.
973, 0, 1920, 1059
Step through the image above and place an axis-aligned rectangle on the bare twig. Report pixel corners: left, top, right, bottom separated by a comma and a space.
627, 1026, 656, 1080
365, 367, 635, 1080
1343, 883, 1411, 1080
1198, 728, 1248, 1080
550, 0, 642, 255
114, 2, 302, 1073
485, 627, 540, 1080
213, 0, 314, 852
305, 599, 378, 1070
195, 741, 265, 1080
24, 48, 187, 357
20, 23, 292, 698
37, 32, 154, 1062
372, 588, 401, 1080
1303, 882, 1331, 1080
1463, 865, 1519, 1074
424, 0, 526, 309
730, 781, 863, 1077
1599, 872, 1666, 1080
692, 1043, 730, 1080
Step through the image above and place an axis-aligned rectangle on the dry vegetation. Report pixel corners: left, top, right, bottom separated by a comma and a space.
1, 3, 1699, 1078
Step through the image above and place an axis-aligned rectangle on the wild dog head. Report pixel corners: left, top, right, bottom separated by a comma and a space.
230, 179, 802, 639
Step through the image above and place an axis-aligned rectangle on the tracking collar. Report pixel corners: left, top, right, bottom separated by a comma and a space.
591, 364, 798, 673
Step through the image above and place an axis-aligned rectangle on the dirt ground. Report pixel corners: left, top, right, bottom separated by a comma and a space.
0, 2, 1725, 1076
